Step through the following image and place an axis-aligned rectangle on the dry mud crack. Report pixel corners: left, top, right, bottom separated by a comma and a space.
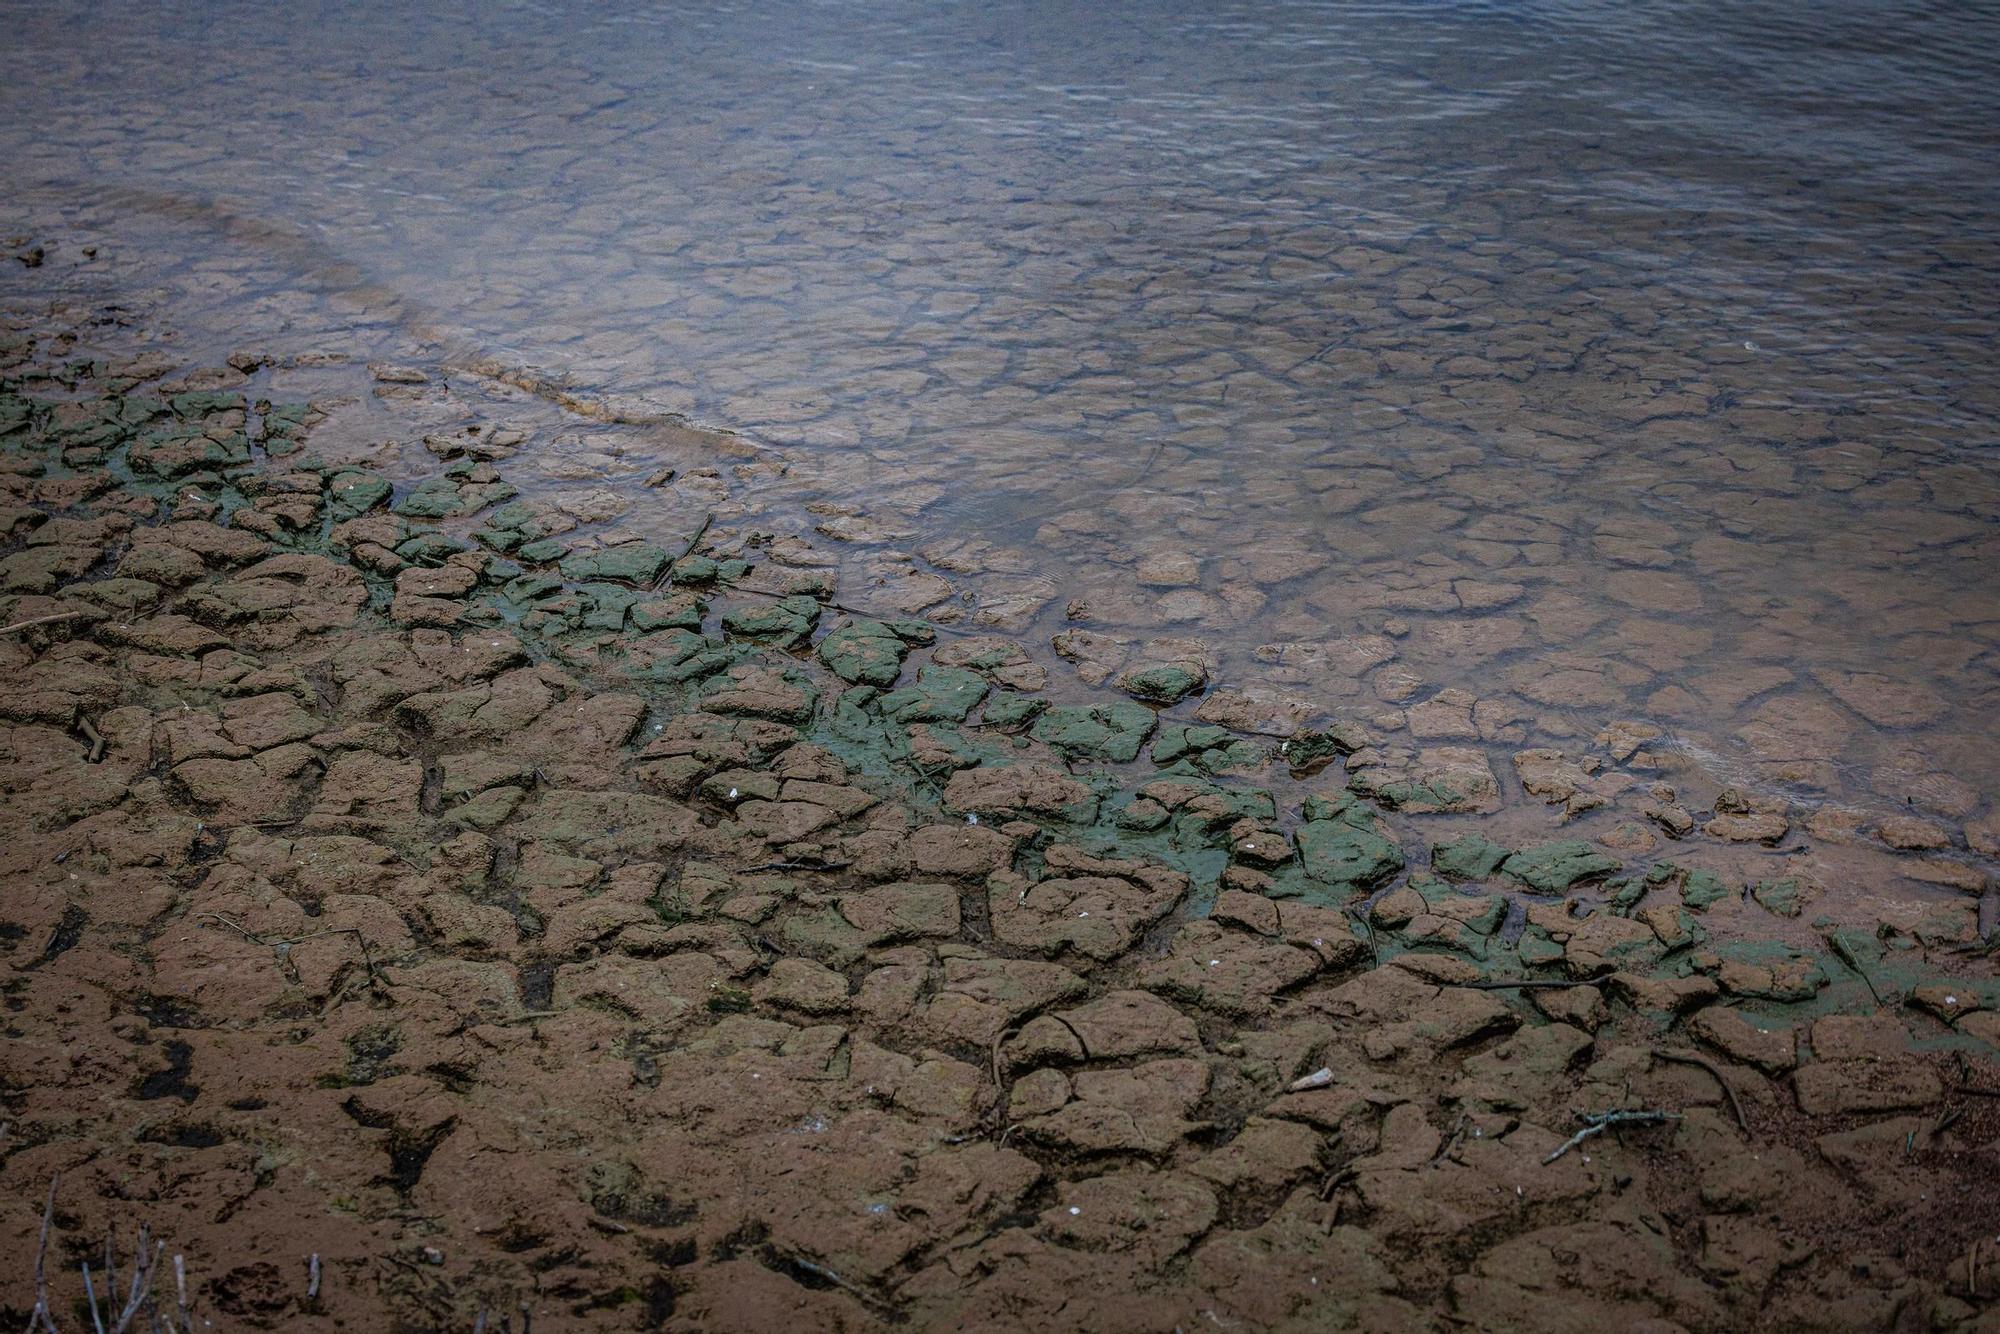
0, 300, 1997, 1332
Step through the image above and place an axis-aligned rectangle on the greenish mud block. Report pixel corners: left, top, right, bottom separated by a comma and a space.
395, 532, 472, 563
1679, 867, 1729, 911
1699, 941, 1829, 1003
578, 584, 643, 631
171, 390, 245, 417
980, 693, 1045, 729
1516, 926, 1565, 968
1110, 791, 1173, 832
630, 596, 703, 632
1282, 722, 1370, 774
1151, 724, 1264, 775
611, 629, 747, 684
1430, 834, 1510, 881
1118, 663, 1205, 705
670, 554, 720, 585
1295, 796, 1404, 890
561, 544, 671, 586
516, 538, 569, 564
327, 470, 391, 520
1348, 769, 1469, 813
502, 573, 565, 604
1033, 701, 1155, 763
473, 525, 525, 553
722, 594, 820, 645
392, 476, 468, 518
1501, 840, 1619, 894
816, 619, 911, 686
880, 666, 989, 724
1604, 876, 1646, 915
1750, 877, 1806, 917
1412, 879, 1507, 935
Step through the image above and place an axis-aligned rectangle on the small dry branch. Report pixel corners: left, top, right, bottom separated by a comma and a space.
1543, 1109, 1682, 1164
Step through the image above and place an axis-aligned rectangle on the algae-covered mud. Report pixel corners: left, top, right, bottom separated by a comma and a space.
3, 0, 2000, 1328
1, 270, 1998, 1328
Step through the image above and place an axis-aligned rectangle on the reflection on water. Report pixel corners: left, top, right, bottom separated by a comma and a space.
4, 0, 1999, 849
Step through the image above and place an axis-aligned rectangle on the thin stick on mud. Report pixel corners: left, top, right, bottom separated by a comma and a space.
307, 1251, 321, 1301
1346, 908, 1378, 965
786, 1256, 892, 1314
1544, 1109, 1681, 1164
1456, 976, 1608, 991
651, 511, 716, 591
193, 912, 387, 991
84, 1262, 105, 1334
1, 609, 92, 636
32, 1173, 58, 1334
1822, 929, 1886, 1006
1653, 1049, 1750, 1135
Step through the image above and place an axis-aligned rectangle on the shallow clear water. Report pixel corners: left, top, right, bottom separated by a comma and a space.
5, 0, 2000, 836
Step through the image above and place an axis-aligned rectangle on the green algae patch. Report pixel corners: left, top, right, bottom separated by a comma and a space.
1152, 724, 1264, 775
328, 470, 392, 520
1117, 662, 1205, 705
1033, 701, 1155, 763
815, 619, 909, 686
1430, 834, 1510, 881
880, 666, 988, 724
1281, 722, 1369, 775
1501, 840, 1619, 894
979, 693, 1045, 729
1750, 877, 1808, 918
720, 594, 820, 646
1294, 795, 1404, 895
561, 544, 671, 586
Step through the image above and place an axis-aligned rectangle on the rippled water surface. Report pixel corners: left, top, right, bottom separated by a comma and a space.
5, 0, 2000, 839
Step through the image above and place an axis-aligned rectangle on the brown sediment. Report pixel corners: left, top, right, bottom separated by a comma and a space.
1, 279, 1998, 1333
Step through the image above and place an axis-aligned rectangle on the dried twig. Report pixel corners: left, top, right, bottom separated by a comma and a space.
31, 1173, 58, 1333
1822, 929, 1886, 1006
1544, 1109, 1681, 1163
1456, 976, 1608, 991
735, 859, 851, 875
192, 912, 385, 990
1, 609, 92, 636
650, 512, 715, 591
1654, 1048, 1750, 1135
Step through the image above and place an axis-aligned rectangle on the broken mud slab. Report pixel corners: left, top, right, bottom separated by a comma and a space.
1, 299, 1998, 1333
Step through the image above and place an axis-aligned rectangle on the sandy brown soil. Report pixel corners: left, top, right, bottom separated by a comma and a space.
2, 288, 1998, 1333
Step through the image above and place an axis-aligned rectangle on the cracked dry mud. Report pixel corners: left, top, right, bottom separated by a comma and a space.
2, 294, 1998, 1333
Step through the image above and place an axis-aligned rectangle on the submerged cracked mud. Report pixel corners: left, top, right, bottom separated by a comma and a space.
0, 287, 1997, 1331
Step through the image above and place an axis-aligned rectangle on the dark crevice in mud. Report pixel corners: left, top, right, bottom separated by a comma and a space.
516, 958, 556, 1011
35, 902, 87, 965
134, 991, 207, 1028
137, 1119, 225, 1149
340, 1097, 458, 1195
134, 1038, 199, 1103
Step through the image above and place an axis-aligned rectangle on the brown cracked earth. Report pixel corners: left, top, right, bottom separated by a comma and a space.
2, 271, 1999, 1334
